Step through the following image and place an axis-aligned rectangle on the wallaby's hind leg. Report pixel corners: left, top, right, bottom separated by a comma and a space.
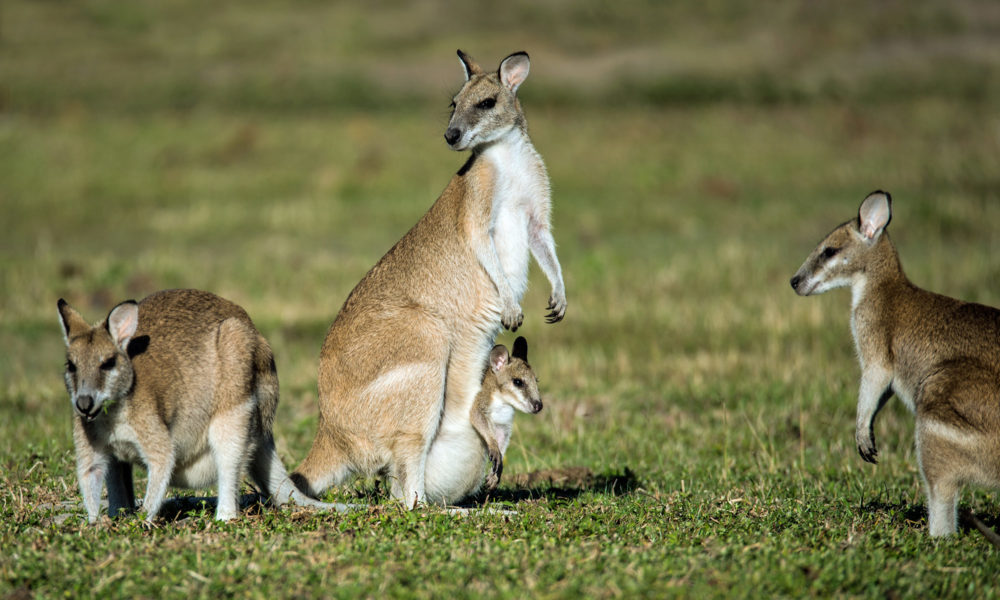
387, 359, 448, 508
208, 404, 253, 520
917, 422, 963, 536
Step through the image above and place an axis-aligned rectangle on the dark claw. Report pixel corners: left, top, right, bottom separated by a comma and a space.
858, 446, 878, 464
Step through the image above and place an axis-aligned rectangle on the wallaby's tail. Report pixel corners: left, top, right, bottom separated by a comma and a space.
250, 435, 351, 513
961, 509, 1000, 549
253, 337, 280, 434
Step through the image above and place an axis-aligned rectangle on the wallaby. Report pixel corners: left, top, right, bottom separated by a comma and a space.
292, 50, 565, 507
58, 289, 338, 523
424, 336, 542, 505
791, 191, 1000, 536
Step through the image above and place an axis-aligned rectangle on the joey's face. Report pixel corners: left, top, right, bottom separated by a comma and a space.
790, 221, 870, 296
496, 358, 542, 415
445, 74, 521, 152
63, 333, 133, 421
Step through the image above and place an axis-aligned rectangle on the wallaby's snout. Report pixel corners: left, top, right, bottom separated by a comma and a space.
75, 394, 96, 419
530, 398, 543, 414
444, 127, 462, 147
789, 274, 803, 293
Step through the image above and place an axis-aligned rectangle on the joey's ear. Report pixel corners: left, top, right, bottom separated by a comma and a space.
106, 300, 139, 352
57, 299, 89, 345
858, 190, 892, 242
488, 344, 509, 373
512, 336, 528, 361
457, 49, 482, 81
499, 51, 529, 93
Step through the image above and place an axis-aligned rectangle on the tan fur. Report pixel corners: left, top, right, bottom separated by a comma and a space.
423, 337, 542, 505
791, 191, 1000, 536
292, 50, 565, 507
59, 289, 334, 523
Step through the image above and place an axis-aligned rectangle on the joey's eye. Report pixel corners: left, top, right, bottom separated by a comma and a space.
476, 97, 496, 110
821, 246, 840, 260
100, 356, 117, 370
512, 378, 524, 388
66, 360, 77, 374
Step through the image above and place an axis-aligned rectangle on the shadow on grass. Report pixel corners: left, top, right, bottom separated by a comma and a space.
467, 466, 640, 506
859, 500, 1000, 542
50, 466, 640, 523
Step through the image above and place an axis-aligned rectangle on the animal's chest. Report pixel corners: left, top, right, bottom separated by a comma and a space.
491, 172, 543, 296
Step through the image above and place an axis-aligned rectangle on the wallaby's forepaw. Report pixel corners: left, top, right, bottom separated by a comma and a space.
545, 291, 566, 324
856, 429, 878, 464
485, 451, 504, 492
502, 304, 524, 331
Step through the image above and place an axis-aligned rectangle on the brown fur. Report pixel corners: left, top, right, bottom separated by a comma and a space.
292, 51, 565, 507
59, 289, 333, 523
791, 191, 1000, 536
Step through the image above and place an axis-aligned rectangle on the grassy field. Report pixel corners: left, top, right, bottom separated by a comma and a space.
3, 1, 1000, 597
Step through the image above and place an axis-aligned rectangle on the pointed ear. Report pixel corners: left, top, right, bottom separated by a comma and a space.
499, 51, 530, 93
512, 336, 528, 362
57, 299, 89, 345
858, 190, 892, 242
106, 300, 139, 352
488, 345, 509, 373
457, 49, 482, 81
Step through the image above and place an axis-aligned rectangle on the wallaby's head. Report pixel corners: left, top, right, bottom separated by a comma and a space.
485, 336, 542, 414
57, 299, 139, 421
444, 50, 530, 152
790, 191, 893, 296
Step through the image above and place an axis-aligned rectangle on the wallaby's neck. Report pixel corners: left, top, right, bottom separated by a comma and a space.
852, 234, 909, 309
476, 126, 536, 165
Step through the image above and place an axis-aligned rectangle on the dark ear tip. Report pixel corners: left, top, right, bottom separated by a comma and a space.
57, 298, 67, 308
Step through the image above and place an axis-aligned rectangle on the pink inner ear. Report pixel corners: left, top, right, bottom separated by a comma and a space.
492, 353, 508, 372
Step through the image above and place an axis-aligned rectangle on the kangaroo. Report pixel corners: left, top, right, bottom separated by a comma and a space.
292, 50, 565, 508
58, 289, 338, 523
791, 191, 1000, 536
424, 336, 542, 505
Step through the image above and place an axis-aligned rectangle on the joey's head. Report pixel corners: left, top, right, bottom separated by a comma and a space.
791, 191, 893, 297
485, 336, 542, 414
57, 299, 139, 421
444, 50, 530, 152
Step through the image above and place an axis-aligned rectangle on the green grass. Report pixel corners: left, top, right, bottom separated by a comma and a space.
3, 1, 1000, 598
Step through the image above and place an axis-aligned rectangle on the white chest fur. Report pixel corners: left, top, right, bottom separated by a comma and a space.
483, 132, 549, 303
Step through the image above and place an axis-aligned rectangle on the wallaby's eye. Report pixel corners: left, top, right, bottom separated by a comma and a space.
821, 246, 840, 260
100, 356, 117, 371
66, 360, 77, 374
512, 378, 524, 388
476, 97, 496, 110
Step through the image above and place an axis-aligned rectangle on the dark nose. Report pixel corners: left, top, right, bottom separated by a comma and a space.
532, 400, 543, 414
76, 395, 94, 414
444, 127, 462, 146
790, 275, 801, 291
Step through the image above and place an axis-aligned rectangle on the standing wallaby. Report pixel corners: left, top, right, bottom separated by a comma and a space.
791, 191, 1000, 536
59, 289, 336, 523
424, 336, 542, 505
292, 50, 565, 507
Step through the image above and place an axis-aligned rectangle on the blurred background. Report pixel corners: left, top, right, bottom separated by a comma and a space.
2, 0, 1000, 503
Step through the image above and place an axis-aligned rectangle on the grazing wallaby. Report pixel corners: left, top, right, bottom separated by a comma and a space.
791, 191, 1000, 536
424, 336, 542, 505
292, 50, 565, 507
58, 289, 336, 523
